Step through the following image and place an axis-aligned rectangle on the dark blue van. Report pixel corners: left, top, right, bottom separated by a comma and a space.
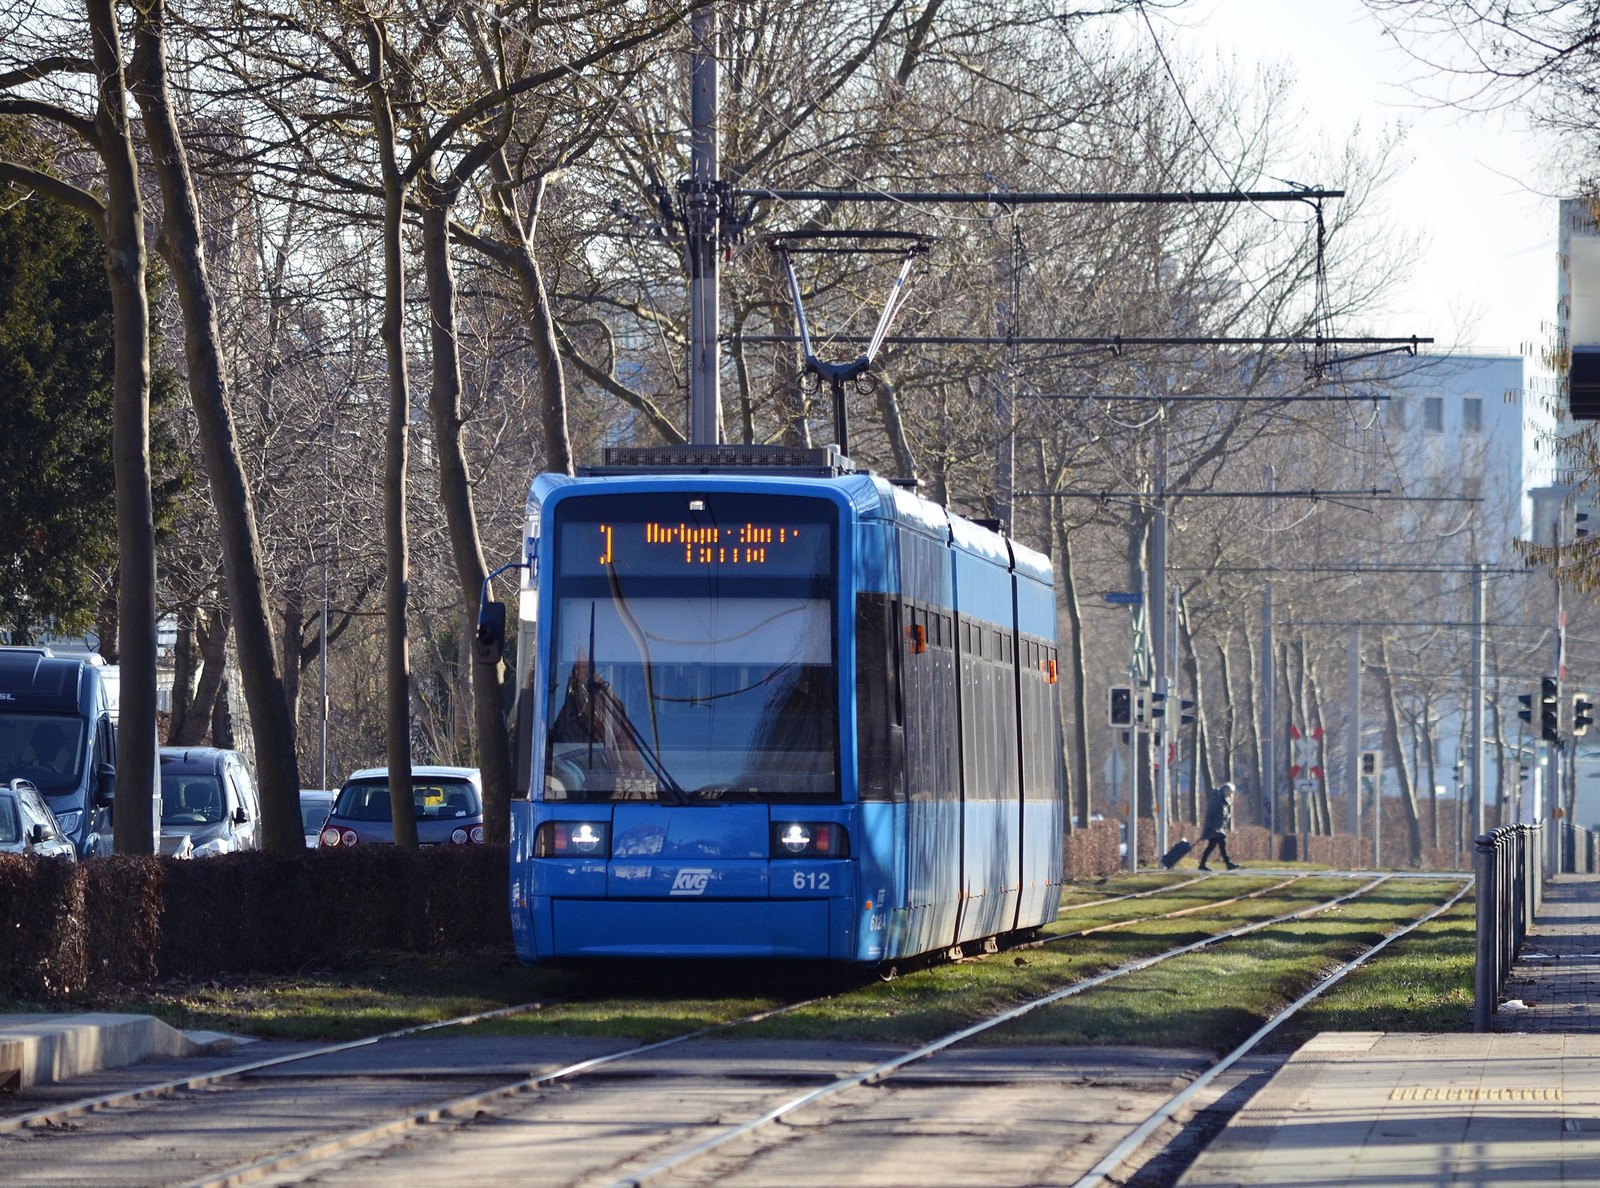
0, 647, 118, 855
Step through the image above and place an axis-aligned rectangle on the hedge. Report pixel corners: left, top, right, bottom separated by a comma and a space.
0, 844, 512, 999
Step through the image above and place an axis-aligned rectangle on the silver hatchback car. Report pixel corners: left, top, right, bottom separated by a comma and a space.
0, 779, 78, 859
318, 766, 483, 848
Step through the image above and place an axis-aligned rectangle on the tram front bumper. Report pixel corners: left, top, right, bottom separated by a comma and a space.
532, 895, 856, 960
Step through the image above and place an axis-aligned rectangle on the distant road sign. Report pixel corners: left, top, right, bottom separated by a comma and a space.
1103, 592, 1143, 606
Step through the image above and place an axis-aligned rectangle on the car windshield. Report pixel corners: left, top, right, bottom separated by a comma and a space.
333, 778, 480, 822
543, 493, 839, 804
0, 796, 19, 843
162, 774, 226, 825
0, 713, 87, 796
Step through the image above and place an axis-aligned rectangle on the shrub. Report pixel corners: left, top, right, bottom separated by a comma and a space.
420, 845, 511, 950
306, 846, 426, 952
0, 855, 87, 996
82, 856, 163, 988
159, 851, 321, 977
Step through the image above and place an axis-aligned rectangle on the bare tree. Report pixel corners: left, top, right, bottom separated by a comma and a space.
128, 0, 304, 850
0, 0, 160, 852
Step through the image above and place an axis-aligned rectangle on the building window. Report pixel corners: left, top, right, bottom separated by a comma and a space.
1463, 396, 1483, 432
1424, 396, 1444, 432
1388, 396, 1405, 430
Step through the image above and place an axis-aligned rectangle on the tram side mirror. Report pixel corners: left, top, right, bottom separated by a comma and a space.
475, 600, 507, 665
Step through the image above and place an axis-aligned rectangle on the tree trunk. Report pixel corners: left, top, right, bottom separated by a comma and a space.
281, 586, 303, 753
129, 0, 302, 852
487, 156, 573, 475
171, 607, 230, 747
1216, 636, 1236, 788
1375, 636, 1424, 864
168, 603, 197, 743
369, 21, 418, 848
422, 184, 514, 845
87, 0, 158, 856
874, 371, 918, 482
1053, 519, 1091, 826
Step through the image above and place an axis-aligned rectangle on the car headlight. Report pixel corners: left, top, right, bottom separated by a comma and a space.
53, 810, 82, 836
190, 836, 233, 858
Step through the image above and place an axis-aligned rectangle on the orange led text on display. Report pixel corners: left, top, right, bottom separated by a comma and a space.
596, 522, 804, 566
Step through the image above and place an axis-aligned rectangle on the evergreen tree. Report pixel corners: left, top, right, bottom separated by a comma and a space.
0, 193, 119, 641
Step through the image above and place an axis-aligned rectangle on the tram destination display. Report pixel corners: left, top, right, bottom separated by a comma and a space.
556, 494, 834, 576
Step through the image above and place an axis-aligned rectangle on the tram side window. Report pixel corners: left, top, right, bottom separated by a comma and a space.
856, 593, 904, 801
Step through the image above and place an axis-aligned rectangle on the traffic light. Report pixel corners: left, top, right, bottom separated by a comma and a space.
1541, 675, 1560, 743
1108, 686, 1132, 728
1178, 698, 1196, 727
1359, 751, 1376, 777
1576, 693, 1595, 736
1518, 692, 1534, 726
1148, 691, 1166, 720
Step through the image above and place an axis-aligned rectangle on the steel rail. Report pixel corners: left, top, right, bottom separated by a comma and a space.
603, 875, 1397, 1188
1056, 871, 1214, 913
1071, 875, 1476, 1188
0, 997, 567, 1136
180, 991, 844, 1188
1042, 873, 1311, 941
78, 871, 1453, 1188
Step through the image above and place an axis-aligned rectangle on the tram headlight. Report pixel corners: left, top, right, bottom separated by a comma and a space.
771, 822, 849, 858
534, 820, 611, 857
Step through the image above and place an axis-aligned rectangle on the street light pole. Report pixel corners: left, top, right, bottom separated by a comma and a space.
320, 409, 331, 792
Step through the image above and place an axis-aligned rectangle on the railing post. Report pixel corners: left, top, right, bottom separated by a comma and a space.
1474, 830, 1497, 1033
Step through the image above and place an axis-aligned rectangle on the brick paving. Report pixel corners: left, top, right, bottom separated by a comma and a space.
1176, 872, 1600, 1184
1494, 873, 1600, 1032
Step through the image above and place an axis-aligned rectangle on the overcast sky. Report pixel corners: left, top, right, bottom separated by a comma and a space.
1170, 0, 1560, 360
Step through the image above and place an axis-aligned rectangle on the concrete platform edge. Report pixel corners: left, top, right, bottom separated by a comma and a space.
0, 1013, 236, 1089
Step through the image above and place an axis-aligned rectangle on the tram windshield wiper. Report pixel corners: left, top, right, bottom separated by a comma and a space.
599, 583, 690, 806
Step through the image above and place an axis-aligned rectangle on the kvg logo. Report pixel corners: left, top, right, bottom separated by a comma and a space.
670, 868, 711, 896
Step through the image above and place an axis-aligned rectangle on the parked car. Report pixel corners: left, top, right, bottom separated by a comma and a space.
0, 779, 78, 859
157, 747, 262, 858
0, 647, 122, 856
319, 766, 483, 848
299, 789, 334, 848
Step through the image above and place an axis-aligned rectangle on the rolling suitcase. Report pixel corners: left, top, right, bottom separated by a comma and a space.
1159, 838, 1191, 870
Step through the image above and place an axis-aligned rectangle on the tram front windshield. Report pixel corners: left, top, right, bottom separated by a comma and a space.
544, 492, 838, 804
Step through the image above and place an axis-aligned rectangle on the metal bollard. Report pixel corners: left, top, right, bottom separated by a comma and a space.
1474, 824, 1549, 1033
1474, 830, 1496, 1033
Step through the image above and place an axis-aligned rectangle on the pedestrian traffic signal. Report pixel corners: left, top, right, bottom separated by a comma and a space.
1148, 691, 1166, 720
1108, 686, 1132, 728
1179, 698, 1196, 726
1541, 675, 1560, 743
1359, 750, 1379, 777
1576, 694, 1595, 737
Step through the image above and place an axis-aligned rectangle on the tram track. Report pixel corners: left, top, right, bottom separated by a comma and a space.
1, 873, 1466, 1188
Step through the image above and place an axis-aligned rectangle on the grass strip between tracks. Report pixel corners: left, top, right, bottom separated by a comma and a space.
1, 873, 1473, 1048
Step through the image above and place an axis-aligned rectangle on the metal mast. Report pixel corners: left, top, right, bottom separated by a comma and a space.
687, 6, 721, 444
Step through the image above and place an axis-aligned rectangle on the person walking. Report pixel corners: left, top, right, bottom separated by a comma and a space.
1198, 782, 1240, 871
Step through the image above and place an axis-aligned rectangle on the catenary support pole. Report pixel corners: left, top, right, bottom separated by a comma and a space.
1261, 464, 1276, 842
1347, 626, 1360, 836
687, 6, 720, 444
1472, 562, 1486, 835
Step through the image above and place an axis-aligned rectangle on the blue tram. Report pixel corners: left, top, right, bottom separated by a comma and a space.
508, 446, 1065, 964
